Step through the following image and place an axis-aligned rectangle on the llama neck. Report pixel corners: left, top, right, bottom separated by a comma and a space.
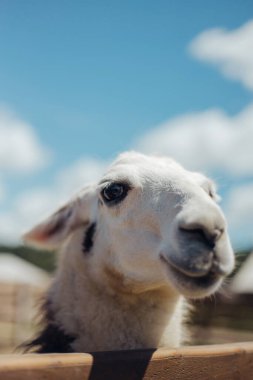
49, 257, 185, 352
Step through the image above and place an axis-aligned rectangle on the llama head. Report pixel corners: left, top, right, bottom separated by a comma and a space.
23, 152, 234, 299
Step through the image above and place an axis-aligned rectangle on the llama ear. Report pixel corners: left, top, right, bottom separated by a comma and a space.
22, 186, 96, 250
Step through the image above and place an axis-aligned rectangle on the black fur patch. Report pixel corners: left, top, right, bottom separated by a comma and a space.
25, 322, 76, 354
23, 299, 76, 354
82, 222, 96, 253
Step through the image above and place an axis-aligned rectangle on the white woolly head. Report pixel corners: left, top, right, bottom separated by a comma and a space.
23, 151, 234, 299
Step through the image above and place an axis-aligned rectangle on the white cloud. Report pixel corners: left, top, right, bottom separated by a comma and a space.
224, 182, 253, 248
0, 158, 107, 244
136, 103, 253, 177
189, 20, 253, 91
15, 158, 107, 224
0, 107, 50, 174
225, 182, 253, 227
56, 158, 107, 196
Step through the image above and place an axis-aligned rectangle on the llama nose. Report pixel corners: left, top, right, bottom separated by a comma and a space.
178, 221, 223, 249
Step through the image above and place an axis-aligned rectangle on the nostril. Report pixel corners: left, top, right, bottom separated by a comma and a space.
179, 227, 214, 248
179, 225, 223, 249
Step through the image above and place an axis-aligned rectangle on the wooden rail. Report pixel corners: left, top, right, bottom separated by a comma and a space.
0, 342, 253, 380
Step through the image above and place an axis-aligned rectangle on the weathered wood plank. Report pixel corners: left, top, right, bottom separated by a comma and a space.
0, 342, 253, 380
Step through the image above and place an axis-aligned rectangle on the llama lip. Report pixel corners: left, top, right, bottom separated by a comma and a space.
160, 254, 221, 289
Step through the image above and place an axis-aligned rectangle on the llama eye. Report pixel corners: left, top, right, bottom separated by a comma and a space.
101, 183, 129, 204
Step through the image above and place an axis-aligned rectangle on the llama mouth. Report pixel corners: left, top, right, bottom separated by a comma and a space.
160, 254, 221, 291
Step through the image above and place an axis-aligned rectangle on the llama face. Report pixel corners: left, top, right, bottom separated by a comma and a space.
23, 152, 234, 299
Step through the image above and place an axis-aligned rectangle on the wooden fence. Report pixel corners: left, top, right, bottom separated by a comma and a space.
0, 342, 253, 380
0, 282, 45, 353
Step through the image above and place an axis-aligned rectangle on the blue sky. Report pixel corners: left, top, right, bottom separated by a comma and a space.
0, 1, 253, 248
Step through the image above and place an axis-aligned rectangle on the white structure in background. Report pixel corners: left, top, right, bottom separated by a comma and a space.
0, 253, 50, 287
231, 252, 253, 294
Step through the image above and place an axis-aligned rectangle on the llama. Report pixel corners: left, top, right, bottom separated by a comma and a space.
23, 152, 234, 353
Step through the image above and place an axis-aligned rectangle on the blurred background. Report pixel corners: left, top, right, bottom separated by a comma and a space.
0, 0, 253, 353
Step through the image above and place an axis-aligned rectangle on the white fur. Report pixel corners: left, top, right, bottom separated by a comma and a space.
23, 152, 234, 351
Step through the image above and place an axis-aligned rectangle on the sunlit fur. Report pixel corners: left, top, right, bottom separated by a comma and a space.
23, 152, 234, 352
